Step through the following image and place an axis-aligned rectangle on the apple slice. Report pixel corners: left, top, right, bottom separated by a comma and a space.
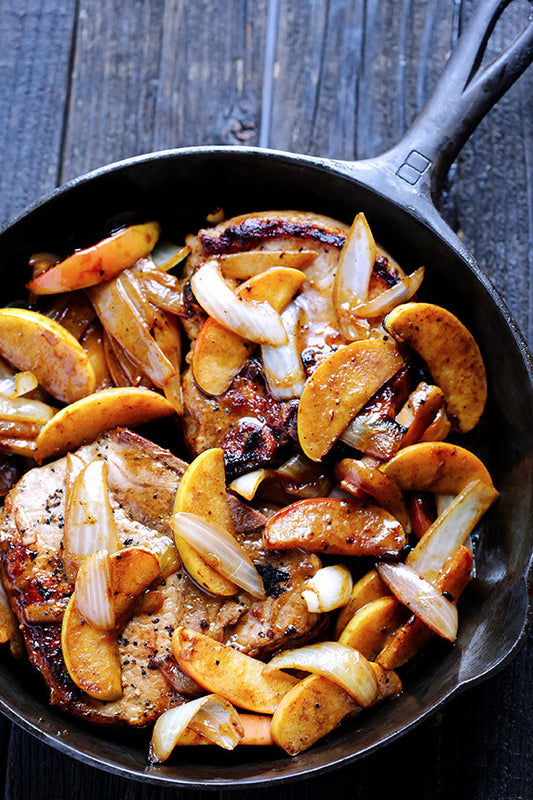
111, 547, 161, 625
172, 627, 298, 714
381, 441, 494, 494
0, 308, 95, 404
383, 302, 487, 433
61, 547, 161, 701
337, 596, 408, 659
219, 249, 317, 279
271, 663, 401, 755
377, 545, 473, 669
79, 321, 114, 391
192, 266, 306, 396
172, 448, 238, 596
27, 222, 161, 294
264, 497, 406, 558
35, 387, 175, 462
335, 457, 409, 528
297, 340, 404, 461
334, 569, 390, 639
61, 594, 122, 701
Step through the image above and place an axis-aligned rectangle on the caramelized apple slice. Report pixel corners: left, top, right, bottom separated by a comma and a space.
27, 222, 161, 294
384, 302, 487, 433
271, 663, 401, 755
337, 596, 408, 659
334, 569, 390, 639
192, 266, 306, 396
35, 387, 175, 461
381, 441, 494, 494
172, 627, 298, 714
0, 308, 95, 404
61, 594, 122, 701
172, 448, 238, 596
61, 547, 161, 701
297, 340, 404, 461
335, 457, 409, 528
111, 547, 161, 626
219, 249, 317, 279
264, 497, 406, 557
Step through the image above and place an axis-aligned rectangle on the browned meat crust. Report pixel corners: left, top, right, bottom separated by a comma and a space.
181, 210, 403, 462
0, 428, 320, 727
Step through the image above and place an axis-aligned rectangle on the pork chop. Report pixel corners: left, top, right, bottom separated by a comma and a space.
181, 210, 403, 462
0, 428, 320, 726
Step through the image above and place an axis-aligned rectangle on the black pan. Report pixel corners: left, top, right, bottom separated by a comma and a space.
0, 0, 532, 790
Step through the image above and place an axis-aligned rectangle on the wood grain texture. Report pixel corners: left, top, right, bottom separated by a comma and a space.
0, 0, 533, 798
0, 0, 77, 226
61, 0, 268, 183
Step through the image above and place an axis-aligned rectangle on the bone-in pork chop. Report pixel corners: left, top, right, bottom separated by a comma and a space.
0, 428, 320, 726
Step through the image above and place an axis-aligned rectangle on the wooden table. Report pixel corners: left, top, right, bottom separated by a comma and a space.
0, 1, 532, 798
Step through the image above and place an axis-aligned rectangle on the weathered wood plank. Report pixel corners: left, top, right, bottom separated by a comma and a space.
60, 0, 269, 183
1, 1, 532, 799
0, 0, 78, 226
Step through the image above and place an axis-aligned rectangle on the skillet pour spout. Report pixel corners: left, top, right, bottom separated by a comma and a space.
0, 0, 532, 789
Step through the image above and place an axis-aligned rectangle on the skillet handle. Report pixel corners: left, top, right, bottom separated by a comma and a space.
374, 0, 533, 205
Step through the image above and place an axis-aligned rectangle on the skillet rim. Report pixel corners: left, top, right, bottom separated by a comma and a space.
0, 143, 532, 788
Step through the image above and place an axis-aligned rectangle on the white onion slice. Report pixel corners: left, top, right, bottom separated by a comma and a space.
340, 411, 404, 460
264, 642, 378, 707
407, 479, 498, 583
333, 212, 376, 339
229, 469, 268, 501
261, 303, 306, 400
65, 453, 86, 510
64, 459, 120, 577
150, 243, 190, 272
150, 694, 243, 762
170, 512, 265, 598
275, 453, 314, 480
435, 493, 455, 517
0, 359, 17, 397
376, 562, 458, 642
301, 565, 353, 613
141, 278, 184, 315
350, 267, 425, 318
0, 394, 56, 424
191, 260, 287, 346
74, 550, 115, 630
89, 279, 175, 388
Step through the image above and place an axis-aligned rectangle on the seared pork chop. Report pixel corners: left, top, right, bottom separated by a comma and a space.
0, 428, 320, 726
181, 211, 403, 463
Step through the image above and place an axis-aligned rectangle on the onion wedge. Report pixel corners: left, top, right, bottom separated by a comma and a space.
63, 459, 120, 577
301, 565, 353, 613
190, 260, 287, 345
0, 394, 56, 430
376, 562, 458, 641
229, 469, 268, 501
74, 550, 114, 630
264, 642, 378, 707
169, 512, 265, 598
350, 267, 424, 318
88, 278, 175, 388
150, 243, 190, 272
261, 302, 306, 400
150, 695, 244, 762
333, 212, 376, 339
407, 478, 498, 582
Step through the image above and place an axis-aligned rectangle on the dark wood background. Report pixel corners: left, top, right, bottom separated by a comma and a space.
0, 0, 532, 797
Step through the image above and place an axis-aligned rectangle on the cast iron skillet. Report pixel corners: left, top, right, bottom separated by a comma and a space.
0, 0, 532, 789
